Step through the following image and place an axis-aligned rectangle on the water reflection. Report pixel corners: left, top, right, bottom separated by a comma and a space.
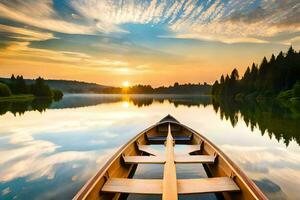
51, 94, 212, 109
0, 94, 211, 116
212, 98, 300, 146
0, 98, 53, 116
0, 94, 299, 200
1, 94, 298, 147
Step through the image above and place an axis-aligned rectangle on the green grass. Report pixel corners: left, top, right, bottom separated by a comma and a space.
0, 95, 35, 102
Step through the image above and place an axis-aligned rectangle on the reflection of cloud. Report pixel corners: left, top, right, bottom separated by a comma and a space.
0, 104, 144, 184
221, 144, 300, 199
0, 130, 101, 182
0, 143, 97, 182
1, 187, 11, 196
253, 179, 287, 200
221, 145, 300, 170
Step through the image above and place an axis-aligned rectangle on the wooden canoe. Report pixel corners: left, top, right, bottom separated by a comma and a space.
74, 115, 268, 200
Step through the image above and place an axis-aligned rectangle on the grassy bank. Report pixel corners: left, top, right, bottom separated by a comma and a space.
0, 95, 35, 102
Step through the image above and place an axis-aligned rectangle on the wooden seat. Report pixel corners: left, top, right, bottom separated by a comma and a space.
123, 155, 165, 164
185, 143, 202, 154
101, 177, 240, 194
102, 178, 162, 194
147, 135, 192, 144
175, 155, 215, 164
137, 144, 162, 156
123, 155, 215, 164
178, 177, 240, 194
175, 143, 202, 156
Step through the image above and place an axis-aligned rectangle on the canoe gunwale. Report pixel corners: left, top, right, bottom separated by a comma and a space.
179, 123, 268, 200
73, 122, 157, 200
73, 119, 268, 200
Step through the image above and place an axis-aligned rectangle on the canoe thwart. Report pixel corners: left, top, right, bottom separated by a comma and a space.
122, 155, 215, 164
146, 135, 192, 144
101, 177, 240, 195
122, 155, 165, 164
175, 155, 215, 164
101, 178, 162, 194
137, 144, 163, 156
177, 177, 240, 194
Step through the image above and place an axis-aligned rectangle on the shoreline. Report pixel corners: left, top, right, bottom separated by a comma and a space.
0, 95, 35, 102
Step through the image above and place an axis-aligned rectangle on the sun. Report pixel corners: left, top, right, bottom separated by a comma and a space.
122, 81, 130, 88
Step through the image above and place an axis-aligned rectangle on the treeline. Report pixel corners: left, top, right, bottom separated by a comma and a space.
0, 75, 63, 100
102, 82, 211, 94
212, 46, 300, 101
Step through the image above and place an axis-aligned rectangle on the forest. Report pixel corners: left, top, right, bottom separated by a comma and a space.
212, 46, 300, 103
102, 82, 211, 94
0, 75, 63, 100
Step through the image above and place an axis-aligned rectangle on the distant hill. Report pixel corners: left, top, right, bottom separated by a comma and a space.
0, 77, 211, 94
0, 78, 111, 93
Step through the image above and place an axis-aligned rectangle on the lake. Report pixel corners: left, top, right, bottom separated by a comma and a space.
0, 94, 299, 200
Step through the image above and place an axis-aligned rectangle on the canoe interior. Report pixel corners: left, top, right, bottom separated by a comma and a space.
74, 117, 267, 200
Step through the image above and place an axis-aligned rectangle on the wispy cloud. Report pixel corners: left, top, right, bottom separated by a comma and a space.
69, 0, 300, 43
0, 0, 94, 34
0, 24, 55, 41
1, 0, 299, 43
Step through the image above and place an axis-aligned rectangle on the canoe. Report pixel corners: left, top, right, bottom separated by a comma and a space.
74, 115, 267, 200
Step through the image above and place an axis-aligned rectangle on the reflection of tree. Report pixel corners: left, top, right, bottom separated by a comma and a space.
130, 97, 154, 107
0, 98, 53, 116
51, 95, 212, 109
213, 97, 300, 146
31, 98, 53, 113
168, 96, 211, 108
128, 95, 212, 108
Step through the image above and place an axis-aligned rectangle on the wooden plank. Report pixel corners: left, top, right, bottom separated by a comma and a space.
162, 124, 178, 200
101, 178, 162, 194
137, 144, 162, 156
175, 143, 202, 156
175, 155, 215, 164
185, 144, 201, 154
101, 177, 240, 195
147, 136, 191, 144
123, 156, 165, 164
178, 177, 240, 194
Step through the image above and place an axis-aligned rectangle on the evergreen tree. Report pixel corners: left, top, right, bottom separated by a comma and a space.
31, 77, 52, 97
16, 75, 28, 94
212, 47, 300, 99
230, 68, 239, 81
220, 75, 225, 84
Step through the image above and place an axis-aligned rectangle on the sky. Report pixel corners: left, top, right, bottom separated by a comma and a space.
0, 0, 299, 87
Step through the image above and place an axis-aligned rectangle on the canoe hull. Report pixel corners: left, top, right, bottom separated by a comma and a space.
74, 116, 267, 200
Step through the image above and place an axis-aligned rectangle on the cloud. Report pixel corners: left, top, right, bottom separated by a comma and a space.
167, 33, 268, 44
0, 0, 94, 34
0, 24, 55, 41
1, 0, 299, 43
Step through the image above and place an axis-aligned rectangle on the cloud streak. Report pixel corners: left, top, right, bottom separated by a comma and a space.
0, 0, 94, 35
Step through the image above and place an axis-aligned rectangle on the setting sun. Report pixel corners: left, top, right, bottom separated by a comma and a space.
122, 81, 130, 88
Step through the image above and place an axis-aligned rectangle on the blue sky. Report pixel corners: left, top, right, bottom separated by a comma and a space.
0, 0, 299, 86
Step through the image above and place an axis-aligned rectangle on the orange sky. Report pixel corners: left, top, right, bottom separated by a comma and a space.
0, 1, 299, 87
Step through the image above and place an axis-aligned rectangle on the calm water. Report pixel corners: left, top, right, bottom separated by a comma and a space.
0, 94, 299, 200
